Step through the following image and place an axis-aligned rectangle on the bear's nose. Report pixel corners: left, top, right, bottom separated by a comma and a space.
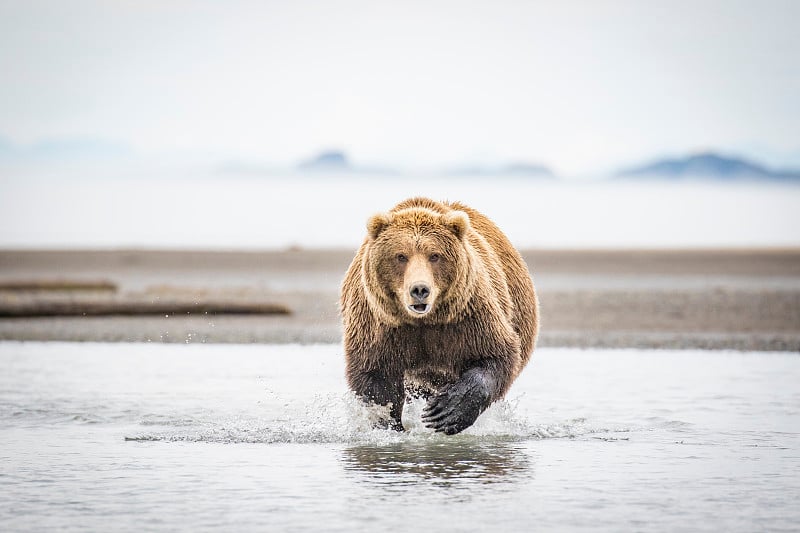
410, 283, 431, 302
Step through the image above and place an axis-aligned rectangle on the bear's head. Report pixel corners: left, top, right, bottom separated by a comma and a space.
363, 206, 474, 324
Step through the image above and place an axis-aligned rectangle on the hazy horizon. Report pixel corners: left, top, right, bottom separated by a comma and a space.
1, 0, 799, 176
3, 1, 799, 250
2, 137, 800, 181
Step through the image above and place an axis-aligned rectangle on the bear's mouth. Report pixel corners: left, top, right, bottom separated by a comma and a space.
409, 303, 430, 314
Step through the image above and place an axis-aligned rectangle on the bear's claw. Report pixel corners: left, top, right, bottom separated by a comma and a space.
421, 374, 491, 434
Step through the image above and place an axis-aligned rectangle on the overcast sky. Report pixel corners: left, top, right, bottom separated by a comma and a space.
1, 0, 798, 175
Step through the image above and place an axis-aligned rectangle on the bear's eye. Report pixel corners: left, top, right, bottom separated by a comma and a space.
397, 254, 408, 263
429, 253, 440, 263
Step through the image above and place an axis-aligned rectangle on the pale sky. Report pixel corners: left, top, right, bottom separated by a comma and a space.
1, 0, 799, 175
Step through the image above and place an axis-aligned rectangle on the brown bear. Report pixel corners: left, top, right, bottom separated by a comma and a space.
340, 197, 538, 434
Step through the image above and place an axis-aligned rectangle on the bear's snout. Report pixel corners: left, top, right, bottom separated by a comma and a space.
408, 282, 432, 314
402, 254, 436, 317
410, 283, 430, 302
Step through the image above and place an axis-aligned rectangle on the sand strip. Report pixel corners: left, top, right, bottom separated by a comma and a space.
1, 248, 798, 351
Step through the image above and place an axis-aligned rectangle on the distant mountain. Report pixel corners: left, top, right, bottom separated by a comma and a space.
445, 162, 554, 178
295, 150, 400, 175
617, 152, 800, 180
0, 137, 132, 161
297, 150, 351, 172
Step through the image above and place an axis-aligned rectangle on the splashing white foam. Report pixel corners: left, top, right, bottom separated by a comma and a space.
125, 392, 621, 444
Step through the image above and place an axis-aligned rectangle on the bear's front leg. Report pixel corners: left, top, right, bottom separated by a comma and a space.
421, 365, 500, 435
348, 367, 405, 431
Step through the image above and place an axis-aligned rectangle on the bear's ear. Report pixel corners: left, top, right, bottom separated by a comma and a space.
367, 212, 393, 240
442, 210, 470, 240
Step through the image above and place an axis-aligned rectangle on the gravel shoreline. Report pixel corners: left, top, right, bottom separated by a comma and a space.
1, 249, 799, 351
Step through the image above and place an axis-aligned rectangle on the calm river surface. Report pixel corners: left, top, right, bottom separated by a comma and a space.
1, 342, 798, 532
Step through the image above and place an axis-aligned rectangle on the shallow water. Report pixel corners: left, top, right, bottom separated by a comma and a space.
1, 342, 798, 532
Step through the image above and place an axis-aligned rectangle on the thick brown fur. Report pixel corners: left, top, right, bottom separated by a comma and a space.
340, 197, 538, 434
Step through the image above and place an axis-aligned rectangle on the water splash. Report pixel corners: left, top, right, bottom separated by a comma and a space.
124, 392, 624, 444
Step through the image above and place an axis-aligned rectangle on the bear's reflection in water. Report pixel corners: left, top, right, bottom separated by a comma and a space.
341, 439, 532, 484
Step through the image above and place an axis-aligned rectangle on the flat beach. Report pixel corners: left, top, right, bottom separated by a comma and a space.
1, 248, 799, 351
